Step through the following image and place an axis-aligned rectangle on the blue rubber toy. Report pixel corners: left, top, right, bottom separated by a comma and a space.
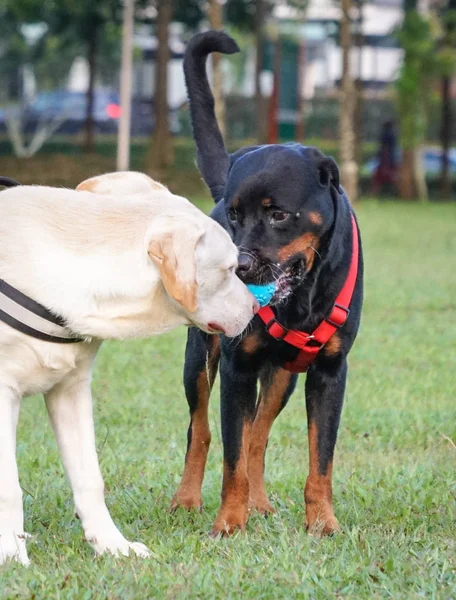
247, 283, 276, 307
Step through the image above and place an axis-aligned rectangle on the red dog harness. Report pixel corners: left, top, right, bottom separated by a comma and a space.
257, 214, 359, 373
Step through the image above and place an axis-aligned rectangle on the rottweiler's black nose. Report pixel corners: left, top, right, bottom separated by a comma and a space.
236, 253, 256, 278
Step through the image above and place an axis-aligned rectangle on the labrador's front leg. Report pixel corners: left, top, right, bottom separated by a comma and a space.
0, 386, 29, 566
45, 366, 150, 559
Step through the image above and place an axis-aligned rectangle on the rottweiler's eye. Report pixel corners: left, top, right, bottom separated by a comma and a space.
268, 210, 290, 225
228, 208, 238, 223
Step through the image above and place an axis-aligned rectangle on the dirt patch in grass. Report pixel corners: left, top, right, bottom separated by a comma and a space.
0, 137, 210, 198
0, 152, 208, 197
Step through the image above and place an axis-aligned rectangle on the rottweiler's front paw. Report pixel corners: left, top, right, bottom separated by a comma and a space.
210, 507, 248, 537
169, 491, 202, 513
304, 474, 340, 537
305, 505, 340, 537
248, 494, 275, 516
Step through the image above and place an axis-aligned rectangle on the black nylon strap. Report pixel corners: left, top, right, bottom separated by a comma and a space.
0, 279, 66, 326
0, 279, 83, 344
0, 309, 83, 344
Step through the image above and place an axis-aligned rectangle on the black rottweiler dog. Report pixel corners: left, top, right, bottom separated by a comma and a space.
170, 31, 363, 537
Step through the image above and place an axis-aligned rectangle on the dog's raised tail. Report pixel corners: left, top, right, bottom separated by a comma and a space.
184, 30, 239, 203
0, 176, 21, 188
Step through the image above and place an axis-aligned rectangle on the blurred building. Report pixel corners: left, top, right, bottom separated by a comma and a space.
275, 0, 403, 100
31, 1, 407, 129
133, 23, 187, 111
220, 0, 405, 139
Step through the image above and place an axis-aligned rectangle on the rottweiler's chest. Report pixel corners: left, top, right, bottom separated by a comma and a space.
233, 313, 343, 372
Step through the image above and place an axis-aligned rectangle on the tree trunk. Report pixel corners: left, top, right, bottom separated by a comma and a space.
439, 0, 456, 198
339, 0, 359, 203
84, 30, 98, 153
267, 36, 281, 144
354, 79, 363, 168
399, 148, 415, 200
255, 0, 267, 144
397, 0, 429, 201
440, 78, 452, 198
150, 0, 173, 170
354, 0, 363, 169
295, 41, 306, 142
414, 146, 428, 202
117, 0, 135, 172
208, 0, 226, 138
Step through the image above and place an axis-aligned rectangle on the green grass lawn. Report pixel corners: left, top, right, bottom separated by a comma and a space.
1, 200, 455, 599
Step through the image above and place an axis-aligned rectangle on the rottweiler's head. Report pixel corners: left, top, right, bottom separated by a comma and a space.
224, 144, 341, 305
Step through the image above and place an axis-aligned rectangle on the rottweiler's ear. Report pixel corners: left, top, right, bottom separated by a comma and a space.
317, 157, 340, 192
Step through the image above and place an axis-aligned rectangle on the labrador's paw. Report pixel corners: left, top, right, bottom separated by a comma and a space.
0, 531, 30, 566
86, 526, 150, 558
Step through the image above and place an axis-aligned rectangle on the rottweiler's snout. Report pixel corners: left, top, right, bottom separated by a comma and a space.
236, 253, 256, 279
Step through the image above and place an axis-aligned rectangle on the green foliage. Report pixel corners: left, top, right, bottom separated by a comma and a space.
49, 0, 122, 36
32, 34, 80, 91
436, 2, 456, 77
225, 0, 306, 32
0, 0, 125, 100
403, 0, 418, 10
225, 0, 259, 31
396, 1, 456, 151
4, 0, 48, 22
0, 200, 455, 598
395, 10, 437, 150
0, 3, 43, 101
173, 0, 205, 29
171, 1, 307, 34
283, 0, 308, 12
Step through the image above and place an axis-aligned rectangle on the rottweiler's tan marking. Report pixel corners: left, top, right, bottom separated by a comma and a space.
324, 332, 342, 357
308, 211, 323, 226
242, 332, 261, 354
278, 233, 320, 272
304, 421, 340, 536
211, 422, 251, 536
248, 369, 293, 514
170, 338, 220, 511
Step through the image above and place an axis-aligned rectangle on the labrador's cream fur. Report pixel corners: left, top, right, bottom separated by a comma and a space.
0, 172, 257, 565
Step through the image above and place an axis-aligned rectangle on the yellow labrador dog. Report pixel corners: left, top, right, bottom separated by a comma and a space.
0, 172, 258, 565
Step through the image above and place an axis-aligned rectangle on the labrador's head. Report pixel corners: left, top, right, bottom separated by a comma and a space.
77, 172, 257, 338
147, 215, 258, 338
77, 171, 167, 196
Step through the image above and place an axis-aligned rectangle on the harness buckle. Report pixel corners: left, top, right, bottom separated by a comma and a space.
326, 303, 350, 328
264, 317, 288, 341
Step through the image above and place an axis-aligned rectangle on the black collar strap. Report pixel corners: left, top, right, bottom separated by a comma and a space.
0, 279, 84, 344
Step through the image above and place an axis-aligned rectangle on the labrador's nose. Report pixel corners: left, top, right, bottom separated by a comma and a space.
236, 253, 256, 279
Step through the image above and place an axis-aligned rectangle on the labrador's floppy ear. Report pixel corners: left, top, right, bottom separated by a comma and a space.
148, 223, 205, 313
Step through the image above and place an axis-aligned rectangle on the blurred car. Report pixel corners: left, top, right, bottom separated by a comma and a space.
363, 148, 456, 176
10, 89, 180, 136
22, 89, 124, 134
